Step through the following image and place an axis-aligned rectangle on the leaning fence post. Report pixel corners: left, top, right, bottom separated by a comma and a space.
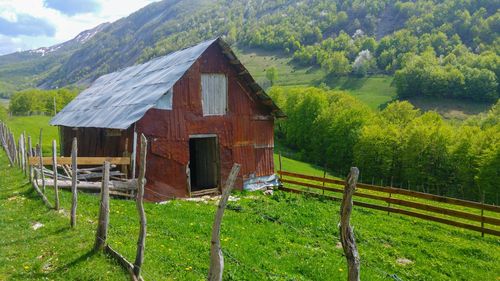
52, 140, 60, 210
208, 163, 241, 281
339, 167, 360, 281
70, 137, 78, 228
2, 130, 14, 166
28, 136, 33, 183
133, 134, 148, 279
10, 132, 17, 166
17, 136, 22, 169
95, 161, 110, 251
39, 129, 46, 192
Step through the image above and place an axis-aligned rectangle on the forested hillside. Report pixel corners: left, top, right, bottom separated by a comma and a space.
271, 87, 500, 203
0, 0, 498, 102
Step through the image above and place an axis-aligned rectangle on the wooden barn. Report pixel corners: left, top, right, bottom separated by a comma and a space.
50, 38, 285, 201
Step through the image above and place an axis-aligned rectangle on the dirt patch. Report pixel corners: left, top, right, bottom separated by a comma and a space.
396, 257, 413, 266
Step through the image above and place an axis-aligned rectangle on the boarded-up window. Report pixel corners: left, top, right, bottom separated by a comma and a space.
154, 88, 173, 110
201, 74, 227, 116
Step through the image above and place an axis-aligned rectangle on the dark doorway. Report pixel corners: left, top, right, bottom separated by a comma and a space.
189, 136, 219, 191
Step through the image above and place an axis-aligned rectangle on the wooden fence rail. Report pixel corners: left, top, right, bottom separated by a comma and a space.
278, 170, 500, 237
28, 156, 130, 165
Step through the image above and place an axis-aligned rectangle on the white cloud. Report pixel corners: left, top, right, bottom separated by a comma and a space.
0, 0, 159, 55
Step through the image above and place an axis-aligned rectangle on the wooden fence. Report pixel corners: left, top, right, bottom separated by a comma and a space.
0, 120, 243, 280
277, 170, 500, 237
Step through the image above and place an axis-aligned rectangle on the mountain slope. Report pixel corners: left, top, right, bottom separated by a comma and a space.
0, 23, 110, 96
0, 0, 498, 95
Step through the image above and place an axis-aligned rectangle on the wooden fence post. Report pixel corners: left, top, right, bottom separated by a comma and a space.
133, 134, 148, 278
70, 137, 78, 228
387, 191, 392, 216
1, 129, 14, 166
38, 129, 46, 193
131, 130, 137, 179
34, 144, 40, 181
481, 191, 485, 237
28, 136, 33, 183
21, 133, 26, 175
17, 136, 22, 169
339, 167, 360, 281
52, 140, 60, 210
95, 161, 110, 251
10, 133, 17, 166
322, 164, 327, 195
208, 163, 241, 281
278, 152, 282, 179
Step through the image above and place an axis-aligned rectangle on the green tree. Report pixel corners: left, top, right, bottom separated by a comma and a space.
266, 66, 279, 86
321, 51, 351, 76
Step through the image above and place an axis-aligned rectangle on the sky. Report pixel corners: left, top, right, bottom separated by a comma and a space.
0, 0, 159, 55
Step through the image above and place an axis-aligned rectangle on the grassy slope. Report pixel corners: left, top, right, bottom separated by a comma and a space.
0, 154, 128, 280
236, 48, 396, 110
5, 115, 59, 154
237, 48, 493, 116
1, 116, 500, 280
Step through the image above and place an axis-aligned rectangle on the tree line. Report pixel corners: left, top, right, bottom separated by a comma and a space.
270, 86, 499, 204
8, 88, 78, 116
138, 0, 499, 102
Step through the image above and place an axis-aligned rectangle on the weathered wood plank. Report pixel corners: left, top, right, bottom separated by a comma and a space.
28, 156, 131, 165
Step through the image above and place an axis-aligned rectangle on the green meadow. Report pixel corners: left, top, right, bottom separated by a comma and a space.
0, 116, 499, 280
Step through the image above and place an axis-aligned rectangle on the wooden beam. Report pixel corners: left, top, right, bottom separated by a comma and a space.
28, 156, 131, 165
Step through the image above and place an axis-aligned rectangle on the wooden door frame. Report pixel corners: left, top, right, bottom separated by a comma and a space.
188, 134, 221, 192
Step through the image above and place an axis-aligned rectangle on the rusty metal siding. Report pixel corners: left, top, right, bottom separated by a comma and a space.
134, 42, 276, 199
253, 120, 274, 147
255, 147, 274, 177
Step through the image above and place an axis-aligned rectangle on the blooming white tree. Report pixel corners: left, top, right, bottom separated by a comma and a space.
352, 50, 375, 76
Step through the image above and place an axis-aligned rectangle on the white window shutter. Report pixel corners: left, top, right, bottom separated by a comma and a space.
201, 74, 227, 116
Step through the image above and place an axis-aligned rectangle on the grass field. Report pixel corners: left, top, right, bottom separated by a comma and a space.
237, 48, 494, 115
1, 116, 499, 280
3, 115, 59, 154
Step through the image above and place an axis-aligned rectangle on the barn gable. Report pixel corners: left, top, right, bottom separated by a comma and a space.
50, 38, 284, 130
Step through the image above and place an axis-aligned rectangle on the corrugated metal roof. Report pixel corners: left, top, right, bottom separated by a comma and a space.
51, 37, 284, 129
